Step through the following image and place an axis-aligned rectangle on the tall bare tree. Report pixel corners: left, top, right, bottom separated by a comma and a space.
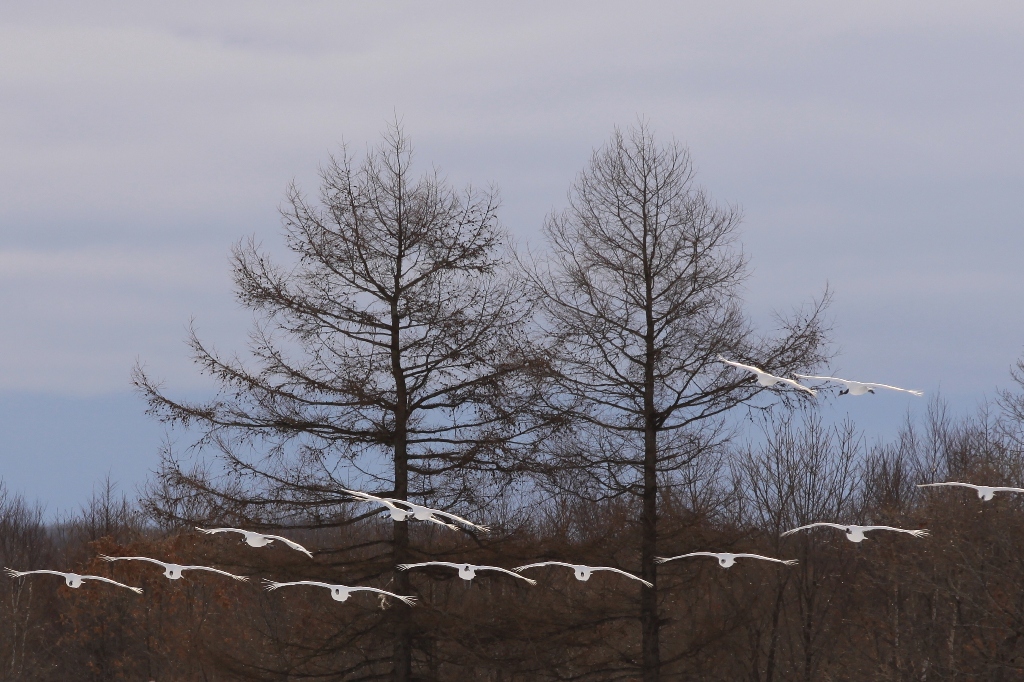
133, 123, 543, 681
529, 122, 829, 681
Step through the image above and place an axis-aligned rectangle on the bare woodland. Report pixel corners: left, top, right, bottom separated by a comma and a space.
3, 124, 1024, 681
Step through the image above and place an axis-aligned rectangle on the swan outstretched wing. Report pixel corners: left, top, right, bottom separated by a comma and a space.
734, 553, 798, 566
82, 575, 144, 594
264, 579, 334, 591
5, 568, 68, 579
654, 552, 719, 564
182, 565, 250, 581
396, 562, 458, 571
862, 526, 929, 538
863, 383, 923, 396
773, 376, 817, 396
425, 508, 489, 532
100, 555, 168, 569
917, 482, 979, 491
351, 586, 418, 606
341, 489, 396, 508
195, 526, 243, 536
591, 566, 653, 587
476, 566, 536, 584
262, 534, 314, 558
992, 486, 1024, 494
795, 375, 922, 396
794, 374, 839, 382
717, 356, 765, 375
781, 522, 848, 536
513, 561, 573, 572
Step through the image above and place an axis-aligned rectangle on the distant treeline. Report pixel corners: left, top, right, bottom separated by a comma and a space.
3, 402, 1024, 680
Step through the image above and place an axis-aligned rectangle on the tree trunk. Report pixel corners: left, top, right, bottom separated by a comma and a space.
641, 422, 659, 681
392, 290, 413, 682
641, 242, 660, 682
765, 575, 787, 682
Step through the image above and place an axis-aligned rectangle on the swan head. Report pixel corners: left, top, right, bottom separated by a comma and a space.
457, 565, 477, 580
164, 565, 183, 580
756, 375, 777, 387
330, 587, 350, 602
573, 566, 591, 581
717, 555, 736, 568
845, 527, 866, 542
64, 574, 83, 588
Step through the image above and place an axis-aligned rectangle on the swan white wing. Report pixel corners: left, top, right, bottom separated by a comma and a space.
862, 383, 923, 396
181, 565, 250, 581
917, 482, 979, 491
350, 586, 418, 606
476, 566, 536, 584
591, 566, 653, 587
734, 554, 798, 566
781, 522, 848, 536
396, 562, 460, 571
99, 555, 169, 569
862, 526, 929, 537
5, 568, 69, 579
772, 376, 817, 395
262, 535, 314, 557
427, 509, 490, 532
654, 552, 720, 564
82, 575, 144, 593
794, 374, 844, 383
195, 527, 244, 536
990, 487, 1024, 494
717, 356, 765, 375
513, 562, 574, 572
264, 580, 335, 591
342, 489, 397, 507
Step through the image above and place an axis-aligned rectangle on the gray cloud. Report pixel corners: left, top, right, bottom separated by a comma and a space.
1, 1, 1022, 503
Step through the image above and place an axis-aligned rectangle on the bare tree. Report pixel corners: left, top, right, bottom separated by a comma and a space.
528, 122, 829, 681
133, 123, 543, 681
735, 412, 861, 682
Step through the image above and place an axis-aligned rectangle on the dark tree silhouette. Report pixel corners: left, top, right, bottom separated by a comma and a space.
133, 123, 544, 681
528, 122, 830, 681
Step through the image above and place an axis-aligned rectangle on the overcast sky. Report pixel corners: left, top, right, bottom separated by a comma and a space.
1, 1, 1022, 511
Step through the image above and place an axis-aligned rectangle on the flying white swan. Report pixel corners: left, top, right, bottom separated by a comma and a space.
398, 562, 535, 584
794, 374, 922, 397
717, 356, 816, 396
341, 488, 488, 532
264, 579, 417, 606
654, 552, 796, 569
513, 562, 652, 587
99, 555, 249, 582
782, 523, 928, 543
917, 482, 1024, 501
195, 527, 313, 557
5, 568, 142, 593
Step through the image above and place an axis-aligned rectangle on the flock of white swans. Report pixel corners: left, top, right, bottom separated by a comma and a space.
6, 359, 1013, 608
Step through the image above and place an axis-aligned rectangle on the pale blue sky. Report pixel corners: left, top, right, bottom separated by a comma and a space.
1, 1, 1022, 510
